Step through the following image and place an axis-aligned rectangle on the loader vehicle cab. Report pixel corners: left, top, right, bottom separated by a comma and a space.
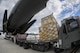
59, 16, 80, 49
54, 16, 80, 53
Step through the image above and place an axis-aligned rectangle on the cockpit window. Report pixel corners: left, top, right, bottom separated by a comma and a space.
67, 20, 79, 32
70, 21, 78, 29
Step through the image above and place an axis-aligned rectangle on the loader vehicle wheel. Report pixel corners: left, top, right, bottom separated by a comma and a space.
54, 48, 63, 53
38, 45, 45, 52
4, 38, 6, 39
31, 44, 35, 50
23, 43, 29, 49
44, 45, 49, 51
31, 44, 49, 52
4, 38, 7, 39
16, 40, 19, 45
31, 44, 44, 51
12, 38, 14, 42
39, 44, 50, 52
19, 42, 23, 47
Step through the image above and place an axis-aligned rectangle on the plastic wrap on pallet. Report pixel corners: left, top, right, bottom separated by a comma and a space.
39, 14, 59, 41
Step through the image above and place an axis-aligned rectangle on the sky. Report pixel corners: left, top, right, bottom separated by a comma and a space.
0, 0, 80, 33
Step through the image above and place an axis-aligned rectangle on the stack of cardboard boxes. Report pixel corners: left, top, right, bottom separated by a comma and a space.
39, 14, 58, 41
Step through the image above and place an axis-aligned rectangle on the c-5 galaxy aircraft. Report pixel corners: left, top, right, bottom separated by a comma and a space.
3, 0, 48, 35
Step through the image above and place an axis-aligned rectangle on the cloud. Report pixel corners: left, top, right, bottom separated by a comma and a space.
0, 0, 19, 17
0, 0, 2, 4
47, 0, 63, 25
47, 0, 63, 18
60, 0, 80, 18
